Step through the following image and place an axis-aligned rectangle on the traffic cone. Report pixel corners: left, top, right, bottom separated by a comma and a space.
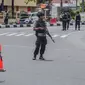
0, 44, 6, 72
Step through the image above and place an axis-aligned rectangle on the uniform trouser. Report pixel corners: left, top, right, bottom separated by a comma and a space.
4, 19, 8, 24
34, 37, 47, 58
62, 21, 67, 30
75, 21, 80, 30
67, 21, 70, 30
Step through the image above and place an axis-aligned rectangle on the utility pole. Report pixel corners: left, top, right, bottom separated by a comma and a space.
76, 0, 77, 10
61, 0, 63, 8
82, 0, 84, 12
2, 0, 4, 11
12, 0, 14, 18
60, 0, 63, 13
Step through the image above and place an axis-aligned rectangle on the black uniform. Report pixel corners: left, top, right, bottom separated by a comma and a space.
4, 13, 8, 25
62, 13, 68, 31
67, 12, 71, 30
33, 19, 47, 60
75, 13, 81, 30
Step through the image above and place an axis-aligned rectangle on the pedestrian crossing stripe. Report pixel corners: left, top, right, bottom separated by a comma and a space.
0, 32, 69, 38
52, 35, 59, 38
60, 35, 68, 38
24, 33, 34, 36
0, 33, 9, 36
6, 33, 17, 36
15, 33, 25, 36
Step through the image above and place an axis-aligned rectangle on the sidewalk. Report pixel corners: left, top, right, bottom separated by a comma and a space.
0, 18, 16, 24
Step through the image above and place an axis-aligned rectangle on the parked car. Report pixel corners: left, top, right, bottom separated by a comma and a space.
16, 11, 29, 24
19, 12, 29, 24
28, 12, 38, 22
24, 17, 33, 24
16, 11, 38, 24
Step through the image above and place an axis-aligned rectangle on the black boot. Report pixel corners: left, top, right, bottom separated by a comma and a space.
33, 54, 37, 60
39, 54, 45, 60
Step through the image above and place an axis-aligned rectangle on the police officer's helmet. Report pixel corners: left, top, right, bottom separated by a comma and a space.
37, 12, 44, 18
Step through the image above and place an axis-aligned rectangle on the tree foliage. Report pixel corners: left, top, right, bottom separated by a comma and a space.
80, 2, 85, 12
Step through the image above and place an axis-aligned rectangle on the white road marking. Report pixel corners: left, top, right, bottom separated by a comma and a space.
24, 33, 34, 36
0, 31, 79, 38
0, 33, 9, 36
6, 33, 17, 36
15, 33, 25, 36
52, 34, 59, 37
60, 31, 81, 38
60, 35, 68, 38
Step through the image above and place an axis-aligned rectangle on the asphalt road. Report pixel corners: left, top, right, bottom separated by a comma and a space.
0, 25, 85, 85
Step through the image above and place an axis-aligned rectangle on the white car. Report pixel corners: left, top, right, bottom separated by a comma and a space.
28, 12, 38, 22
24, 12, 38, 24
24, 17, 34, 24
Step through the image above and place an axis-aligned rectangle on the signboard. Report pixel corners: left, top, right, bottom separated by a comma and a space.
4, 0, 37, 6
24, 0, 36, 4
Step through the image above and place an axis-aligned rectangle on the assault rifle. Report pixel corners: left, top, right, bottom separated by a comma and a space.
46, 29, 55, 43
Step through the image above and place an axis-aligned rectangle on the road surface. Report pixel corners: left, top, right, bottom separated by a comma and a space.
0, 25, 85, 85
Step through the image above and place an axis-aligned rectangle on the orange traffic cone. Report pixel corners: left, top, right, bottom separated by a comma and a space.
0, 44, 6, 72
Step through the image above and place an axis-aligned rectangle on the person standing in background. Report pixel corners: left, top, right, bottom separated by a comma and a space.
67, 12, 71, 30
62, 12, 68, 31
75, 11, 81, 30
4, 11, 8, 25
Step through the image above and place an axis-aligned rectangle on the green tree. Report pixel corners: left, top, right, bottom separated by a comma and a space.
80, 2, 85, 12
69, 9, 76, 19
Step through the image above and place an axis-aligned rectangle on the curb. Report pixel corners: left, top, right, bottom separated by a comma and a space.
1, 22, 83, 28
0, 24, 31, 28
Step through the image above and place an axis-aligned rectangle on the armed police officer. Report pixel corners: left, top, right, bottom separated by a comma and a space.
67, 12, 71, 30
33, 12, 55, 60
62, 12, 68, 31
75, 11, 81, 30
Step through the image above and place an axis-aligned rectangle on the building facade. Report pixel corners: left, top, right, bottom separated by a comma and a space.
52, 0, 71, 3
1, 0, 37, 12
